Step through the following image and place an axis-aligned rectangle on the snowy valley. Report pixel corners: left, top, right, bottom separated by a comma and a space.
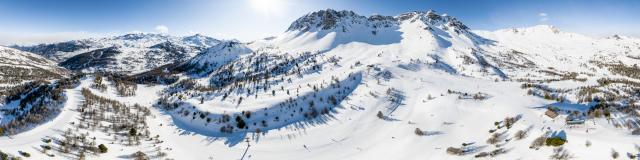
2, 9, 640, 160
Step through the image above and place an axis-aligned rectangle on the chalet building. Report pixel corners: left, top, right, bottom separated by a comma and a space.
545, 109, 559, 119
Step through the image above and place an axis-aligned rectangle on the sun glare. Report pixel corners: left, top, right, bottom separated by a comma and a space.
249, 0, 285, 16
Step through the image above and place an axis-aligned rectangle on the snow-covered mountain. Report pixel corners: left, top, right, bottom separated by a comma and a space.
14, 33, 220, 74
276, 9, 478, 50
474, 24, 640, 79
270, 9, 640, 81
4, 8, 640, 160
0, 46, 68, 85
182, 40, 253, 75
267, 9, 505, 79
0, 46, 71, 130
146, 9, 640, 159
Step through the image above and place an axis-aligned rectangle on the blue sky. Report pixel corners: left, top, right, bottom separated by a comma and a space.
1, 0, 639, 44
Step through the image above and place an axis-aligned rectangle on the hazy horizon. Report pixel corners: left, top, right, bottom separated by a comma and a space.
1, 0, 639, 45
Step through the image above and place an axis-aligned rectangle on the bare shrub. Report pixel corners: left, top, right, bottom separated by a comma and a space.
487, 132, 504, 145
489, 148, 507, 157
550, 147, 573, 160
446, 147, 464, 155
530, 136, 546, 150
414, 128, 425, 136
514, 130, 527, 140
585, 140, 591, 147
474, 152, 489, 158
376, 111, 384, 119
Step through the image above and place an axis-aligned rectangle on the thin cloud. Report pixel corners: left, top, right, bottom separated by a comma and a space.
155, 25, 169, 34
538, 13, 549, 22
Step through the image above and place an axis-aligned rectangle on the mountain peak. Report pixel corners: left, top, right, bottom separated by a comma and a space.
286, 9, 469, 34
185, 40, 252, 74
529, 25, 559, 32
115, 32, 168, 41
507, 25, 561, 34
287, 9, 366, 32
604, 34, 635, 40
182, 34, 221, 47
396, 10, 468, 31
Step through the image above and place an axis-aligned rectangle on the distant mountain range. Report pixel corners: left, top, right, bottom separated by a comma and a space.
0, 46, 67, 85
3, 8, 640, 160
11, 33, 220, 74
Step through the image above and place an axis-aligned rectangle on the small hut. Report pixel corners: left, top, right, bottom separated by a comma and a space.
565, 114, 586, 125
545, 109, 559, 119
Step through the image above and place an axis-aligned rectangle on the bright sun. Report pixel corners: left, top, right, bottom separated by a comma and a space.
249, 0, 285, 16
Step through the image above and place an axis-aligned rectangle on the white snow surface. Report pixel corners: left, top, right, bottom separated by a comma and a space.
0, 46, 62, 71
3, 9, 640, 160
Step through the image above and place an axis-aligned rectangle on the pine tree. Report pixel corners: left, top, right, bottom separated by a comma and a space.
376, 111, 384, 119
235, 116, 246, 129
98, 144, 108, 153
129, 128, 137, 136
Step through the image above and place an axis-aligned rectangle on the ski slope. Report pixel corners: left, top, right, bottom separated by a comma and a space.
3, 9, 640, 160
